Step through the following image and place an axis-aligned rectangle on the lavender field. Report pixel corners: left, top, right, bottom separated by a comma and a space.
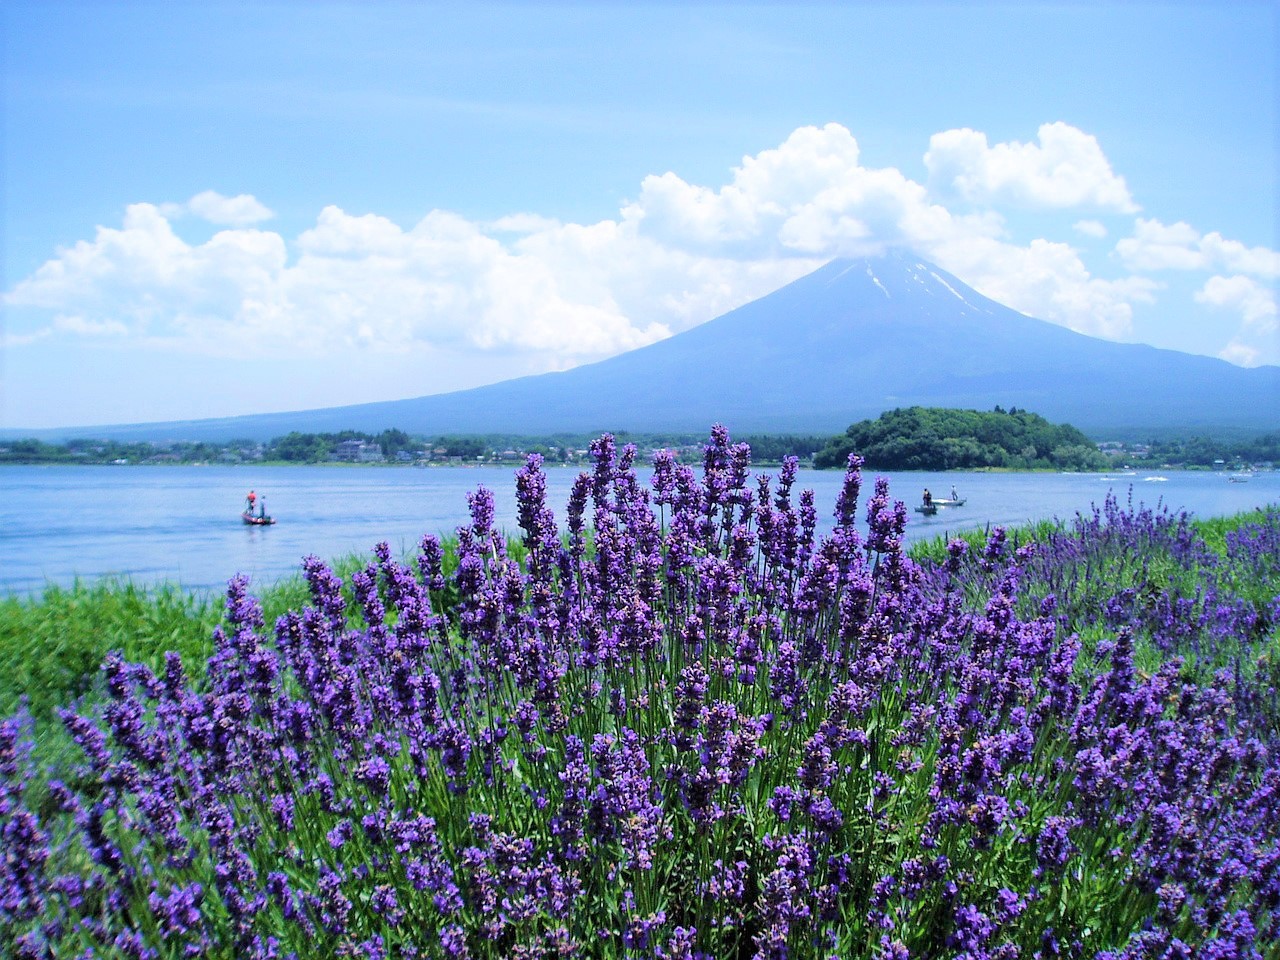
3, 427, 1278, 959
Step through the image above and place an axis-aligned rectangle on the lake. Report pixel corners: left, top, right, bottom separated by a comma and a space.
2, 463, 1275, 598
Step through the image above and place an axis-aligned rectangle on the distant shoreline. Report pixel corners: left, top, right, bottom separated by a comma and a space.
0, 459, 1237, 475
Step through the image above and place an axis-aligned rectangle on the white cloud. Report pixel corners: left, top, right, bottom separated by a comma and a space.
2, 328, 52, 348
1074, 219, 1107, 238
4, 201, 681, 362
1200, 233, 1280, 278
623, 123, 997, 259
0, 123, 1238, 373
52, 314, 129, 337
1117, 218, 1280, 277
1114, 218, 1204, 271
1195, 275, 1277, 328
187, 190, 275, 226
612, 123, 1151, 337
1195, 275, 1278, 368
487, 213, 563, 234
930, 236, 1160, 339
1218, 340, 1260, 367
924, 122, 1139, 212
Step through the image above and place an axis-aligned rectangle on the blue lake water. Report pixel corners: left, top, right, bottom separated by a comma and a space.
1, 464, 1276, 598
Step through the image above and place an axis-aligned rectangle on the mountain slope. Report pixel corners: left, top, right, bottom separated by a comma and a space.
17, 251, 1280, 440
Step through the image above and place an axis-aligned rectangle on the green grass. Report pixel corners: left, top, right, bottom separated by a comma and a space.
0, 579, 219, 721
0, 553, 373, 724
0, 536, 534, 734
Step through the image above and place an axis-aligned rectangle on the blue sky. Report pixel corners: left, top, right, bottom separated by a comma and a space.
3, 1, 1277, 430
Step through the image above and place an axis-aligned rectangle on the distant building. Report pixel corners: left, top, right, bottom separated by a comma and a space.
334, 440, 385, 463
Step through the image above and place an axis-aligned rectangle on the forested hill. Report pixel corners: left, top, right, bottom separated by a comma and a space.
813, 406, 1108, 471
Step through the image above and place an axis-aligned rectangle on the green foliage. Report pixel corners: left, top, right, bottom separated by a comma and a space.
814, 406, 1110, 471
434, 435, 490, 460
0, 581, 222, 722
6, 422, 1276, 469
376, 427, 412, 456
270, 431, 334, 462
1134, 432, 1280, 467
738, 434, 826, 463
0, 536, 534, 736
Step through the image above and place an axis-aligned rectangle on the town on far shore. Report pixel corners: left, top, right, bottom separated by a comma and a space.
2, 410, 1276, 474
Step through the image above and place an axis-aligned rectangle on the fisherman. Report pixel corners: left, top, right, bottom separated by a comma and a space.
246, 490, 257, 513
258, 495, 266, 520
923, 488, 932, 507
950, 485, 958, 501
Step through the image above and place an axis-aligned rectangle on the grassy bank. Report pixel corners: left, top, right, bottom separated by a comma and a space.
0, 538, 528, 730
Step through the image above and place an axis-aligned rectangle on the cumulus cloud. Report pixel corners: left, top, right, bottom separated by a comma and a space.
924, 122, 1139, 212
187, 190, 275, 225
487, 213, 563, 234
1194, 275, 1278, 368
1114, 219, 1204, 271
3, 202, 719, 362
930, 235, 1160, 339
1117, 218, 1280, 277
611, 123, 1150, 338
159, 191, 275, 225
5, 121, 1259, 373
1196, 275, 1277, 327
623, 123, 997, 259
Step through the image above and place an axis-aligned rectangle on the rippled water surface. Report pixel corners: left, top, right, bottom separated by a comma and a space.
2, 464, 1275, 596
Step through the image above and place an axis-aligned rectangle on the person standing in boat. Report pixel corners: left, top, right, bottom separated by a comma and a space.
923, 488, 932, 508
950, 485, 958, 501
257, 495, 266, 520
246, 490, 257, 514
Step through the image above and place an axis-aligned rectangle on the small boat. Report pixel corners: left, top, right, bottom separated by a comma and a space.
1228, 473, 1253, 483
242, 511, 276, 526
931, 498, 966, 508
914, 503, 938, 516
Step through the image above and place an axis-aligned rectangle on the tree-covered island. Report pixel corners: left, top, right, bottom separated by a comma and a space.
814, 406, 1111, 471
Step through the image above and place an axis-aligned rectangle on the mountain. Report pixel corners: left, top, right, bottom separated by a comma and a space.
14, 251, 1280, 441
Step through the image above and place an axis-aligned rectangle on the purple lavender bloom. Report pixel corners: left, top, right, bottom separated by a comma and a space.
440, 924, 470, 958
353, 754, 392, 797
148, 882, 205, 936
0, 806, 50, 923
658, 925, 701, 960
370, 884, 404, 927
